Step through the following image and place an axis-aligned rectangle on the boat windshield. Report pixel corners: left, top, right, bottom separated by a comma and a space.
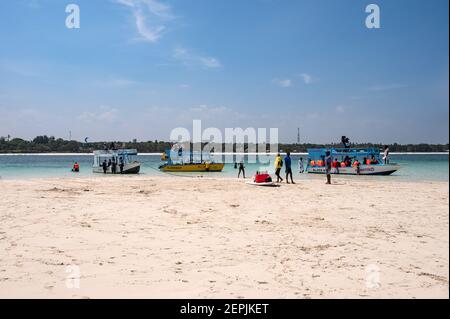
166, 149, 212, 164
93, 149, 138, 166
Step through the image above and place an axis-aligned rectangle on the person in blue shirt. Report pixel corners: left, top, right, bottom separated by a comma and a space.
284, 151, 294, 184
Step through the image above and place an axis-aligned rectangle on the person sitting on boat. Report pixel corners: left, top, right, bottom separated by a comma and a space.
352, 159, 361, 175
344, 155, 351, 167
332, 158, 339, 168
72, 162, 80, 172
332, 158, 340, 173
370, 155, 379, 164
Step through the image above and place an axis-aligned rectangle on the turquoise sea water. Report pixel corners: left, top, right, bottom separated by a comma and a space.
0, 154, 448, 182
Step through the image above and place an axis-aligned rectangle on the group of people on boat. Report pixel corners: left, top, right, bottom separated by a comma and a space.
101, 157, 125, 174
309, 146, 390, 169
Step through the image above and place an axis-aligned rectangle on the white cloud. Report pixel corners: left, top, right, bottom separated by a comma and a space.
306, 112, 319, 119
336, 105, 345, 113
95, 77, 137, 87
272, 78, 292, 88
116, 0, 174, 43
298, 73, 313, 84
173, 47, 222, 69
78, 106, 119, 123
189, 105, 229, 113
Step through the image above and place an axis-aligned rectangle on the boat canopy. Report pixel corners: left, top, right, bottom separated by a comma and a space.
93, 149, 138, 167
307, 148, 382, 160
163, 148, 214, 164
93, 149, 138, 156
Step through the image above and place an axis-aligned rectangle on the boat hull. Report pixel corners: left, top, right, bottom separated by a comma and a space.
306, 164, 399, 176
93, 162, 141, 174
160, 163, 224, 172
246, 181, 278, 187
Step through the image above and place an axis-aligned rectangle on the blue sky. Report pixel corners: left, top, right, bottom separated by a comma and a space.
0, 0, 448, 143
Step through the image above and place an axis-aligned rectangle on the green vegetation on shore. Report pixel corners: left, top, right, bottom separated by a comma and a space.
0, 135, 448, 153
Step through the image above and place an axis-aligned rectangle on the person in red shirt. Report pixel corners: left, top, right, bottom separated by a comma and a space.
72, 162, 80, 172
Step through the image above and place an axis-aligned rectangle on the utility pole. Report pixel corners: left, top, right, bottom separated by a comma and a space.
69, 130, 72, 141
297, 128, 300, 144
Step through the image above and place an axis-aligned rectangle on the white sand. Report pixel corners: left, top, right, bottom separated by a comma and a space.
0, 175, 448, 298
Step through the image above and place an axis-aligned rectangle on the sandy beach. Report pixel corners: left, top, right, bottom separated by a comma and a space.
0, 175, 448, 298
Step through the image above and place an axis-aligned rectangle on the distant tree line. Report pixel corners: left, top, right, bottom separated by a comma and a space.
0, 135, 448, 153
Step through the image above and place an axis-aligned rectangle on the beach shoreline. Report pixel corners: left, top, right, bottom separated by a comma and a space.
0, 152, 448, 156
0, 176, 448, 298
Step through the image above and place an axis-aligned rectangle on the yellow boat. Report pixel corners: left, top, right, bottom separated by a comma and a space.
159, 162, 225, 172
159, 149, 224, 172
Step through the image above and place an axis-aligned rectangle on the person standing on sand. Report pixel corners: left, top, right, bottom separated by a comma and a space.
325, 150, 332, 184
102, 160, 107, 174
111, 158, 117, 174
119, 157, 124, 174
284, 151, 294, 184
274, 153, 283, 183
238, 160, 245, 179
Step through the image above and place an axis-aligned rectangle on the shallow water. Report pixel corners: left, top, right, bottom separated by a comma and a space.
0, 153, 448, 182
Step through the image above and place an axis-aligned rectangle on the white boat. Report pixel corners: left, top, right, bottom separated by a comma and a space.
306, 147, 399, 176
92, 149, 141, 174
